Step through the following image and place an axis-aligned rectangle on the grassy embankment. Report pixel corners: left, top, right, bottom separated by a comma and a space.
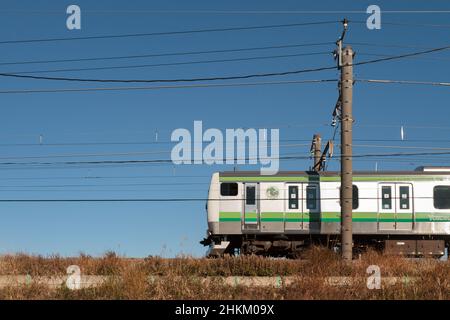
0, 247, 448, 299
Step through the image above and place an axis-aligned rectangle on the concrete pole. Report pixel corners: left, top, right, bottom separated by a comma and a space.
340, 46, 354, 261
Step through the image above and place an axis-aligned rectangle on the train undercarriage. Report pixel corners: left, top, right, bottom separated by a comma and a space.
201, 234, 450, 259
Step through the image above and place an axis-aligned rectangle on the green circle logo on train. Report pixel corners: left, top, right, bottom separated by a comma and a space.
266, 186, 280, 199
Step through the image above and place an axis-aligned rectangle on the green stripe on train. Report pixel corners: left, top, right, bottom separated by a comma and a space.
219, 175, 447, 182
219, 212, 240, 222
244, 212, 257, 222
262, 212, 296, 222
220, 176, 311, 182
416, 212, 450, 222
218, 211, 450, 222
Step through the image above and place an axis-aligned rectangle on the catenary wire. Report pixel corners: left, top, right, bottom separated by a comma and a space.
0, 196, 443, 202
0, 45, 448, 83
0, 21, 339, 45
0, 79, 338, 94
0, 42, 335, 66
1, 151, 450, 167
356, 78, 450, 87
3, 143, 450, 161
10, 52, 332, 75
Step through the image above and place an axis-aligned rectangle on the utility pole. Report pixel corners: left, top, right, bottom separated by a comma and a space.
335, 19, 354, 261
311, 134, 322, 171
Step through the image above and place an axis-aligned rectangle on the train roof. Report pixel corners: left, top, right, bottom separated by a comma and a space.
219, 170, 450, 177
218, 168, 450, 183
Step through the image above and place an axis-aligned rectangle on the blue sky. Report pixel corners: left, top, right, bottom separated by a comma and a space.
0, 0, 449, 257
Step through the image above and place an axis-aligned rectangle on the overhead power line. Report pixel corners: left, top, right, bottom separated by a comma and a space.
0, 182, 208, 188
0, 175, 210, 180
0, 196, 443, 203
4, 10, 450, 14
352, 144, 450, 150
1, 76, 448, 95
0, 40, 439, 68
0, 143, 311, 160
358, 52, 450, 62
2, 136, 450, 148
1, 151, 450, 168
357, 78, 450, 87
0, 21, 338, 45
11, 51, 332, 75
0, 42, 334, 66
0, 79, 338, 94
1, 45, 448, 83
0, 189, 208, 192
349, 42, 439, 50
350, 20, 450, 28
351, 45, 450, 67
0, 65, 337, 83
2, 143, 450, 161
355, 125, 450, 130
2, 157, 450, 171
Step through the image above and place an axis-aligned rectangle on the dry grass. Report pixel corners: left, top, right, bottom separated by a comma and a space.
0, 247, 448, 300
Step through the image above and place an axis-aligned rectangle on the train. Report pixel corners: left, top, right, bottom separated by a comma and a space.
200, 166, 450, 258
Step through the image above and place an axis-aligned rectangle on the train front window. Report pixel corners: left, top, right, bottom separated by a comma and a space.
434, 186, 450, 209
220, 183, 238, 196
382, 186, 392, 209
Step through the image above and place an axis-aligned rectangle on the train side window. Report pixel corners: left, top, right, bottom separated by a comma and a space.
399, 186, 410, 209
339, 185, 359, 210
288, 186, 299, 209
382, 186, 392, 209
434, 186, 450, 209
352, 185, 359, 210
306, 186, 317, 210
220, 183, 238, 196
246, 186, 256, 205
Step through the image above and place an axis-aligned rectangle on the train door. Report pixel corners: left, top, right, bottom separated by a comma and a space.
303, 183, 319, 230
395, 184, 413, 231
243, 183, 259, 230
378, 183, 414, 231
284, 184, 302, 231
378, 184, 396, 230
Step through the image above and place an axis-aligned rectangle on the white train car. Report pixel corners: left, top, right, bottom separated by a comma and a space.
201, 167, 450, 258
